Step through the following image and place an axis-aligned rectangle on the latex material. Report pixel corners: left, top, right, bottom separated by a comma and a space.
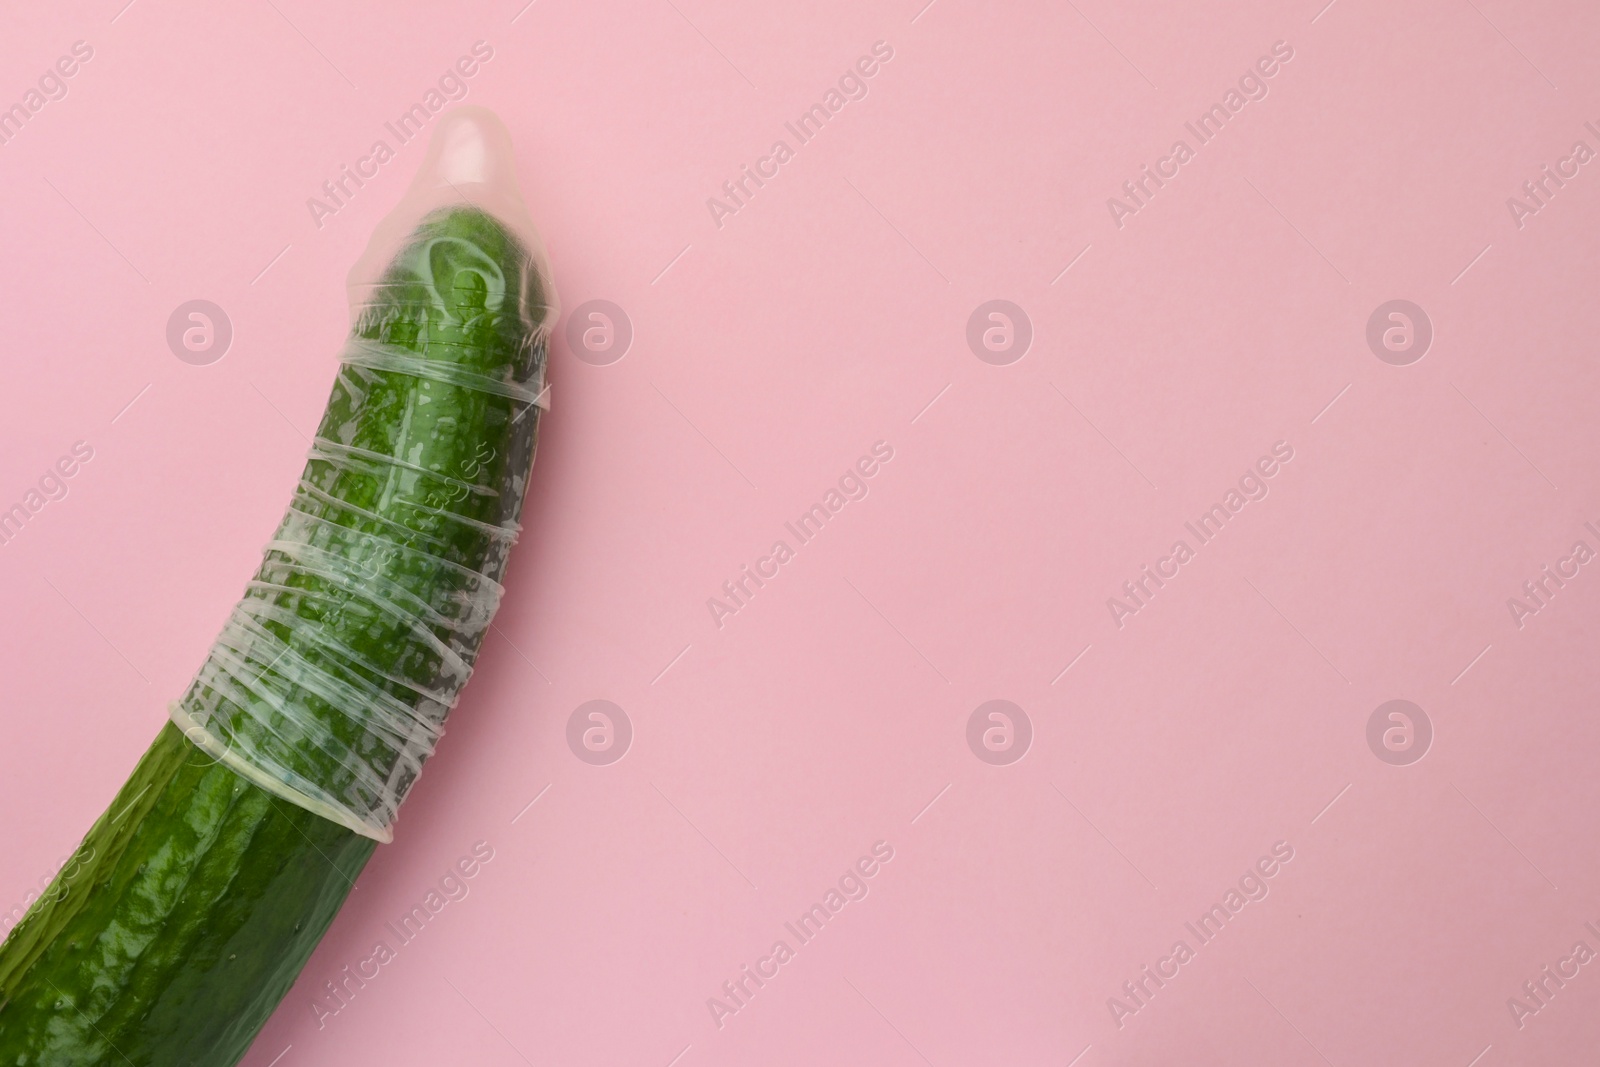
170, 107, 555, 842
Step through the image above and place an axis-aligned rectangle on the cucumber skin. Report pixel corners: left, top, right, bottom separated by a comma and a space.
0, 206, 546, 1065
0, 723, 376, 1066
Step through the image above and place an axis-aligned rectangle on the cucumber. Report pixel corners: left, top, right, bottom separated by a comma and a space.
0, 723, 376, 1065
0, 111, 551, 1065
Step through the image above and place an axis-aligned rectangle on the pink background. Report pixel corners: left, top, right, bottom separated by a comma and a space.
2, 1, 1599, 1064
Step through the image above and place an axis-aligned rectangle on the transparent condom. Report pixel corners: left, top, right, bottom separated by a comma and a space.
170, 107, 557, 842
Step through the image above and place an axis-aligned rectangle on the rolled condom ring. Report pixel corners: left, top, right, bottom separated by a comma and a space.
170, 106, 557, 842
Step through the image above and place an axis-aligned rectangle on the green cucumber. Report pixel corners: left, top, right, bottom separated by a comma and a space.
0, 158, 550, 1063
0, 723, 376, 1064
